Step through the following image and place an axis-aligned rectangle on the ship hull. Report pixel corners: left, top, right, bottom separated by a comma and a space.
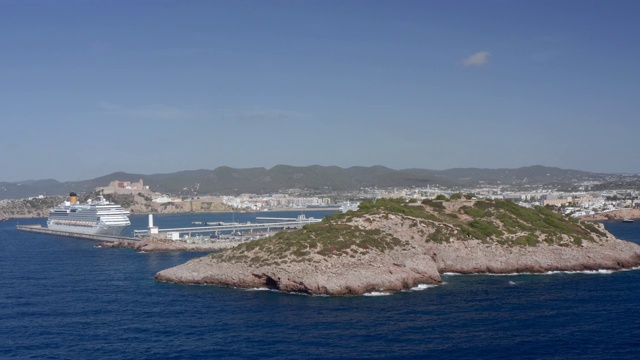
47, 193, 131, 237
47, 222, 128, 236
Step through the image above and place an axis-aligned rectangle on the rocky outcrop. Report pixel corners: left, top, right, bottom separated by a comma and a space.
134, 238, 240, 252
580, 208, 640, 221
427, 237, 640, 274
155, 244, 442, 295
98, 237, 241, 252
155, 199, 640, 296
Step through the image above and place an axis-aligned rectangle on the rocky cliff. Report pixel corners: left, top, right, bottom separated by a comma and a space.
155, 198, 640, 296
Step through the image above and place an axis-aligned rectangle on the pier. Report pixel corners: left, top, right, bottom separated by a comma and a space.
16, 214, 322, 246
17, 224, 139, 245
134, 214, 321, 239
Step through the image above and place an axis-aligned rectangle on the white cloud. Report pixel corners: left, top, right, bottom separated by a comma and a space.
96, 102, 186, 119
231, 109, 312, 124
461, 51, 491, 67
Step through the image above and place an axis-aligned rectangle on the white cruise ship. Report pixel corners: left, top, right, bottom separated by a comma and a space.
47, 192, 131, 236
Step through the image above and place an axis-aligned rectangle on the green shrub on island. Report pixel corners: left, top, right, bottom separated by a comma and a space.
211, 198, 610, 265
214, 220, 407, 266
421, 199, 445, 212
514, 234, 539, 247
460, 205, 485, 218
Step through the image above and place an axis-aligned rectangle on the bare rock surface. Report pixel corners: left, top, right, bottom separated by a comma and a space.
155, 245, 441, 295
134, 238, 240, 252
155, 199, 640, 296
98, 238, 241, 252
580, 208, 640, 221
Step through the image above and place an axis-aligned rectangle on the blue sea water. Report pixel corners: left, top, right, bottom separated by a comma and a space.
1, 213, 640, 359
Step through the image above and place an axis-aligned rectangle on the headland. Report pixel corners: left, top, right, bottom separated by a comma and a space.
155, 198, 640, 296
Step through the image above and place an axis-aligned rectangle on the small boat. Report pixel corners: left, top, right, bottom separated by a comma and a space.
192, 221, 203, 225
622, 218, 634, 223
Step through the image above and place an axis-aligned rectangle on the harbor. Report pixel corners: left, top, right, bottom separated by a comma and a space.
133, 214, 322, 240
16, 212, 326, 249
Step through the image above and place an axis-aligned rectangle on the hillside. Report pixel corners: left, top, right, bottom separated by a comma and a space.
3, 165, 637, 200
155, 199, 640, 296
0, 192, 232, 220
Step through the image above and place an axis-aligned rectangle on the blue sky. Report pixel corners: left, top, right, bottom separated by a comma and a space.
2, 0, 639, 182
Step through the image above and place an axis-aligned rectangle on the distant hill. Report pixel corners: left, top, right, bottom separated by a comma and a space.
433, 165, 619, 186
0, 165, 637, 200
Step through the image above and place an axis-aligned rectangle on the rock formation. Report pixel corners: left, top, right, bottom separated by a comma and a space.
580, 208, 640, 221
155, 198, 640, 296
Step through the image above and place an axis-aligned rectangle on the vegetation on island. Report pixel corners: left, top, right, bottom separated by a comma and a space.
212, 197, 610, 267
0, 196, 64, 219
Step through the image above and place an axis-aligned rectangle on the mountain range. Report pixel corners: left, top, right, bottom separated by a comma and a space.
1, 165, 638, 200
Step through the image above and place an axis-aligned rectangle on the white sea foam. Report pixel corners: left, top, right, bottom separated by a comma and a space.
620, 266, 640, 272
444, 269, 621, 277
410, 284, 438, 291
363, 291, 391, 296
508, 281, 517, 285
544, 269, 614, 275
245, 288, 313, 296
485, 273, 521, 276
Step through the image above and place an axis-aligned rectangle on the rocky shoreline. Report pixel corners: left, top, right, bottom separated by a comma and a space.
579, 208, 640, 221
99, 237, 241, 252
155, 199, 640, 296
155, 238, 640, 295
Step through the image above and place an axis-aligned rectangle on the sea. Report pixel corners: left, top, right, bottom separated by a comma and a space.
1, 211, 639, 359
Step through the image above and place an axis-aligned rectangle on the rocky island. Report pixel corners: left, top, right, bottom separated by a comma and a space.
155, 198, 640, 296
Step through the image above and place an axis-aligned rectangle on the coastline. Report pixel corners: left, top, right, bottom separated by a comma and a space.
579, 208, 640, 221
99, 237, 242, 252
155, 234, 640, 296
154, 200, 640, 296
1, 207, 341, 221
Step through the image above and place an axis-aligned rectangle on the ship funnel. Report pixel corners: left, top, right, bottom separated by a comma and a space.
69, 192, 78, 204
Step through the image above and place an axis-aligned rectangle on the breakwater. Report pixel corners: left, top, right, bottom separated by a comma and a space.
16, 224, 139, 245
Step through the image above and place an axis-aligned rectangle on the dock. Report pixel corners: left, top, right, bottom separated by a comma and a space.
17, 224, 139, 245
16, 214, 322, 246
134, 214, 321, 238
